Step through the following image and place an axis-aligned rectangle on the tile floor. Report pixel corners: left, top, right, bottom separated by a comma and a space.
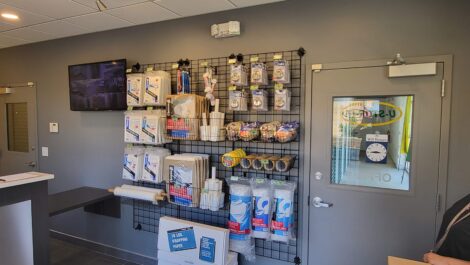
50, 238, 140, 265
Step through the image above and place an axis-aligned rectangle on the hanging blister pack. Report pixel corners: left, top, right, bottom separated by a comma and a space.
123, 146, 145, 181
227, 177, 255, 261
274, 88, 291, 111
250, 63, 268, 85
143, 70, 171, 106
252, 89, 269, 111
251, 178, 273, 240
272, 60, 290, 84
229, 90, 248, 111
127, 73, 145, 106
230, 64, 249, 87
271, 180, 297, 243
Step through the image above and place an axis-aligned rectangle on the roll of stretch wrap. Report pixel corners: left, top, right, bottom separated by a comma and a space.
113, 185, 164, 204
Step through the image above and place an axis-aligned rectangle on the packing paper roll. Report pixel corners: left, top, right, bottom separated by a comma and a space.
113, 186, 163, 202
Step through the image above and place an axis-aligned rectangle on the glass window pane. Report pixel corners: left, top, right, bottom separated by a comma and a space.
6, 103, 29, 152
331, 96, 413, 191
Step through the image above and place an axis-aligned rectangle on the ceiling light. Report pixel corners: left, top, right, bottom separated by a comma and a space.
1, 13, 19, 20
96, 0, 108, 11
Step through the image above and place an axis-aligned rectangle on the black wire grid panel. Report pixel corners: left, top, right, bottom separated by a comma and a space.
132, 49, 304, 263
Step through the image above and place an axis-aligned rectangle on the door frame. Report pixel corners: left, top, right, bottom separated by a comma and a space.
301, 55, 453, 265
0, 82, 39, 174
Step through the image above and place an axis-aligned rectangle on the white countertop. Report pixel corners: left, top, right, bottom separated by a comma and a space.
0, 172, 54, 189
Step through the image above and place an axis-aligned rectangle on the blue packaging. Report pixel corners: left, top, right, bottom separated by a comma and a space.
228, 193, 252, 241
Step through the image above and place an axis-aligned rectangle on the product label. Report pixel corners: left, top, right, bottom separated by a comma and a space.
199, 237, 216, 263
167, 227, 197, 252
229, 194, 252, 240
252, 195, 270, 232
169, 165, 193, 206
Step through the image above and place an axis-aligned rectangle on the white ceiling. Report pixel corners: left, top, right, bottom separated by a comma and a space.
0, 0, 285, 49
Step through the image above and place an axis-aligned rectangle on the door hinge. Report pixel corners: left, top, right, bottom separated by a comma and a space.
437, 193, 442, 212
441, 80, 445, 97
307, 195, 310, 206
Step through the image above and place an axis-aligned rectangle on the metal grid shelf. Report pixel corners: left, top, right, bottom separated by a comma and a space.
132, 48, 305, 264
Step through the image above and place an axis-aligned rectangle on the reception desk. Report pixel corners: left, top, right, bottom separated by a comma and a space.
0, 172, 54, 265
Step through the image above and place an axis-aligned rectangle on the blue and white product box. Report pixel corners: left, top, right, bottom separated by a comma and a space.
158, 217, 230, 265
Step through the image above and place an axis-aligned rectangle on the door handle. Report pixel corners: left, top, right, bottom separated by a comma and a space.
25, 161, 36, 167
312, 197, 333, 208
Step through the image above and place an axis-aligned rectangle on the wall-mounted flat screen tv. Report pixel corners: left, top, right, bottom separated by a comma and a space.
69, 59, 127, 111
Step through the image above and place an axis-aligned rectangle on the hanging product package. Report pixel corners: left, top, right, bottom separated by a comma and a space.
274, 89, 291, 111
123, 146, 145, 181
272, 60, 290, 84
271, 180, 297, 243
251, 178, 273, 240
143, 70, 171, 106
127, 73, 145, 106
230, 64, 249, 87
141, 110, 170, 145
250, 63, 268, 85
251, 89, 268, 111
142, 147, 171, 183
124, 111, 143, 143
227, 177, 255, 261
229, 90, 248, 111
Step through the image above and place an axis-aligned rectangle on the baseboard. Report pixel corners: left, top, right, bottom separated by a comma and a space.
50, 230, 157, 265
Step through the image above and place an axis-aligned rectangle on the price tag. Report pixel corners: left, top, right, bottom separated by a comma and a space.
126, 69, 132, 73
172, 63, 179, 69
200, 61, 209, 67
274, 83, 284, 90
228, 58, 237, 64
147, 106, 153, 110
273, 54, 283, 60
146, 66, 154, 72
228, 85, 237, 91
126, 143, 133, 148
127, 106, 134, 111
250, 85, 259, 90
256, 178, 266, 184
230, 176, 239, 181
250, 56, 259, 63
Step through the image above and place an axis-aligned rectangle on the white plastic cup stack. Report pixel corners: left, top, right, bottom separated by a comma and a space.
200, 167, 224, 211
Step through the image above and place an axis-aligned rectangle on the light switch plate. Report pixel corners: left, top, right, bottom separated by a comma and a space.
49, 122, 59, 133
41, 147, 48, 157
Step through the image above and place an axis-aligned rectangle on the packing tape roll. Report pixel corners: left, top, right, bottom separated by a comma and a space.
240, 154, 257, 169
264, 155, 281, 171
275, 155, 295, 172
252, 154, 270, 170
222, 148, 246, 167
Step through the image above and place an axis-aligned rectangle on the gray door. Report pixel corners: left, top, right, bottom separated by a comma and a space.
0, 85, 38, 176
309, 60, 444, 265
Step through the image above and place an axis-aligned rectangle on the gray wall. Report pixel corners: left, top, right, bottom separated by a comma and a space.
1, 0, 469, 262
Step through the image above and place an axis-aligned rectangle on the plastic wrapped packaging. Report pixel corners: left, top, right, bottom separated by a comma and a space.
251, 178, 273, 240
271, 180, 297, 243
230, 64, 249, 87
252, 90, 268, 111
142, 147, 171, 183
275, 121, 300, 143
226, 121, 244, 141
141, 110, 170, 145
227, 177, 255, 261
239, 122, 261, 142
222, 149, 246, 168
229, 90, 248, 111
260, 121, 281, 143
143, 70, 171, 106
124, 111, 143, 143
123, 146, 145, 181
274, 89, 291, 111
250, 63, 268, 85
272, 60, 290, 84
127, 73, 144, 106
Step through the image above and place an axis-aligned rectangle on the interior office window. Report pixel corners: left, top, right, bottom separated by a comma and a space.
331, 96, 413, 191
6, 103, 29, 152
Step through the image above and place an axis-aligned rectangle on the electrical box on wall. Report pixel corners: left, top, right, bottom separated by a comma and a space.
211, 21, 240, 39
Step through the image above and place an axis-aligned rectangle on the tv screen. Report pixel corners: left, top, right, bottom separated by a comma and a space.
69, 59, 127, 111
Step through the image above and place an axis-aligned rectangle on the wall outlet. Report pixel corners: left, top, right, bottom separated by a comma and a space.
41, 147, 49, 157
49, 122, 59, 133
